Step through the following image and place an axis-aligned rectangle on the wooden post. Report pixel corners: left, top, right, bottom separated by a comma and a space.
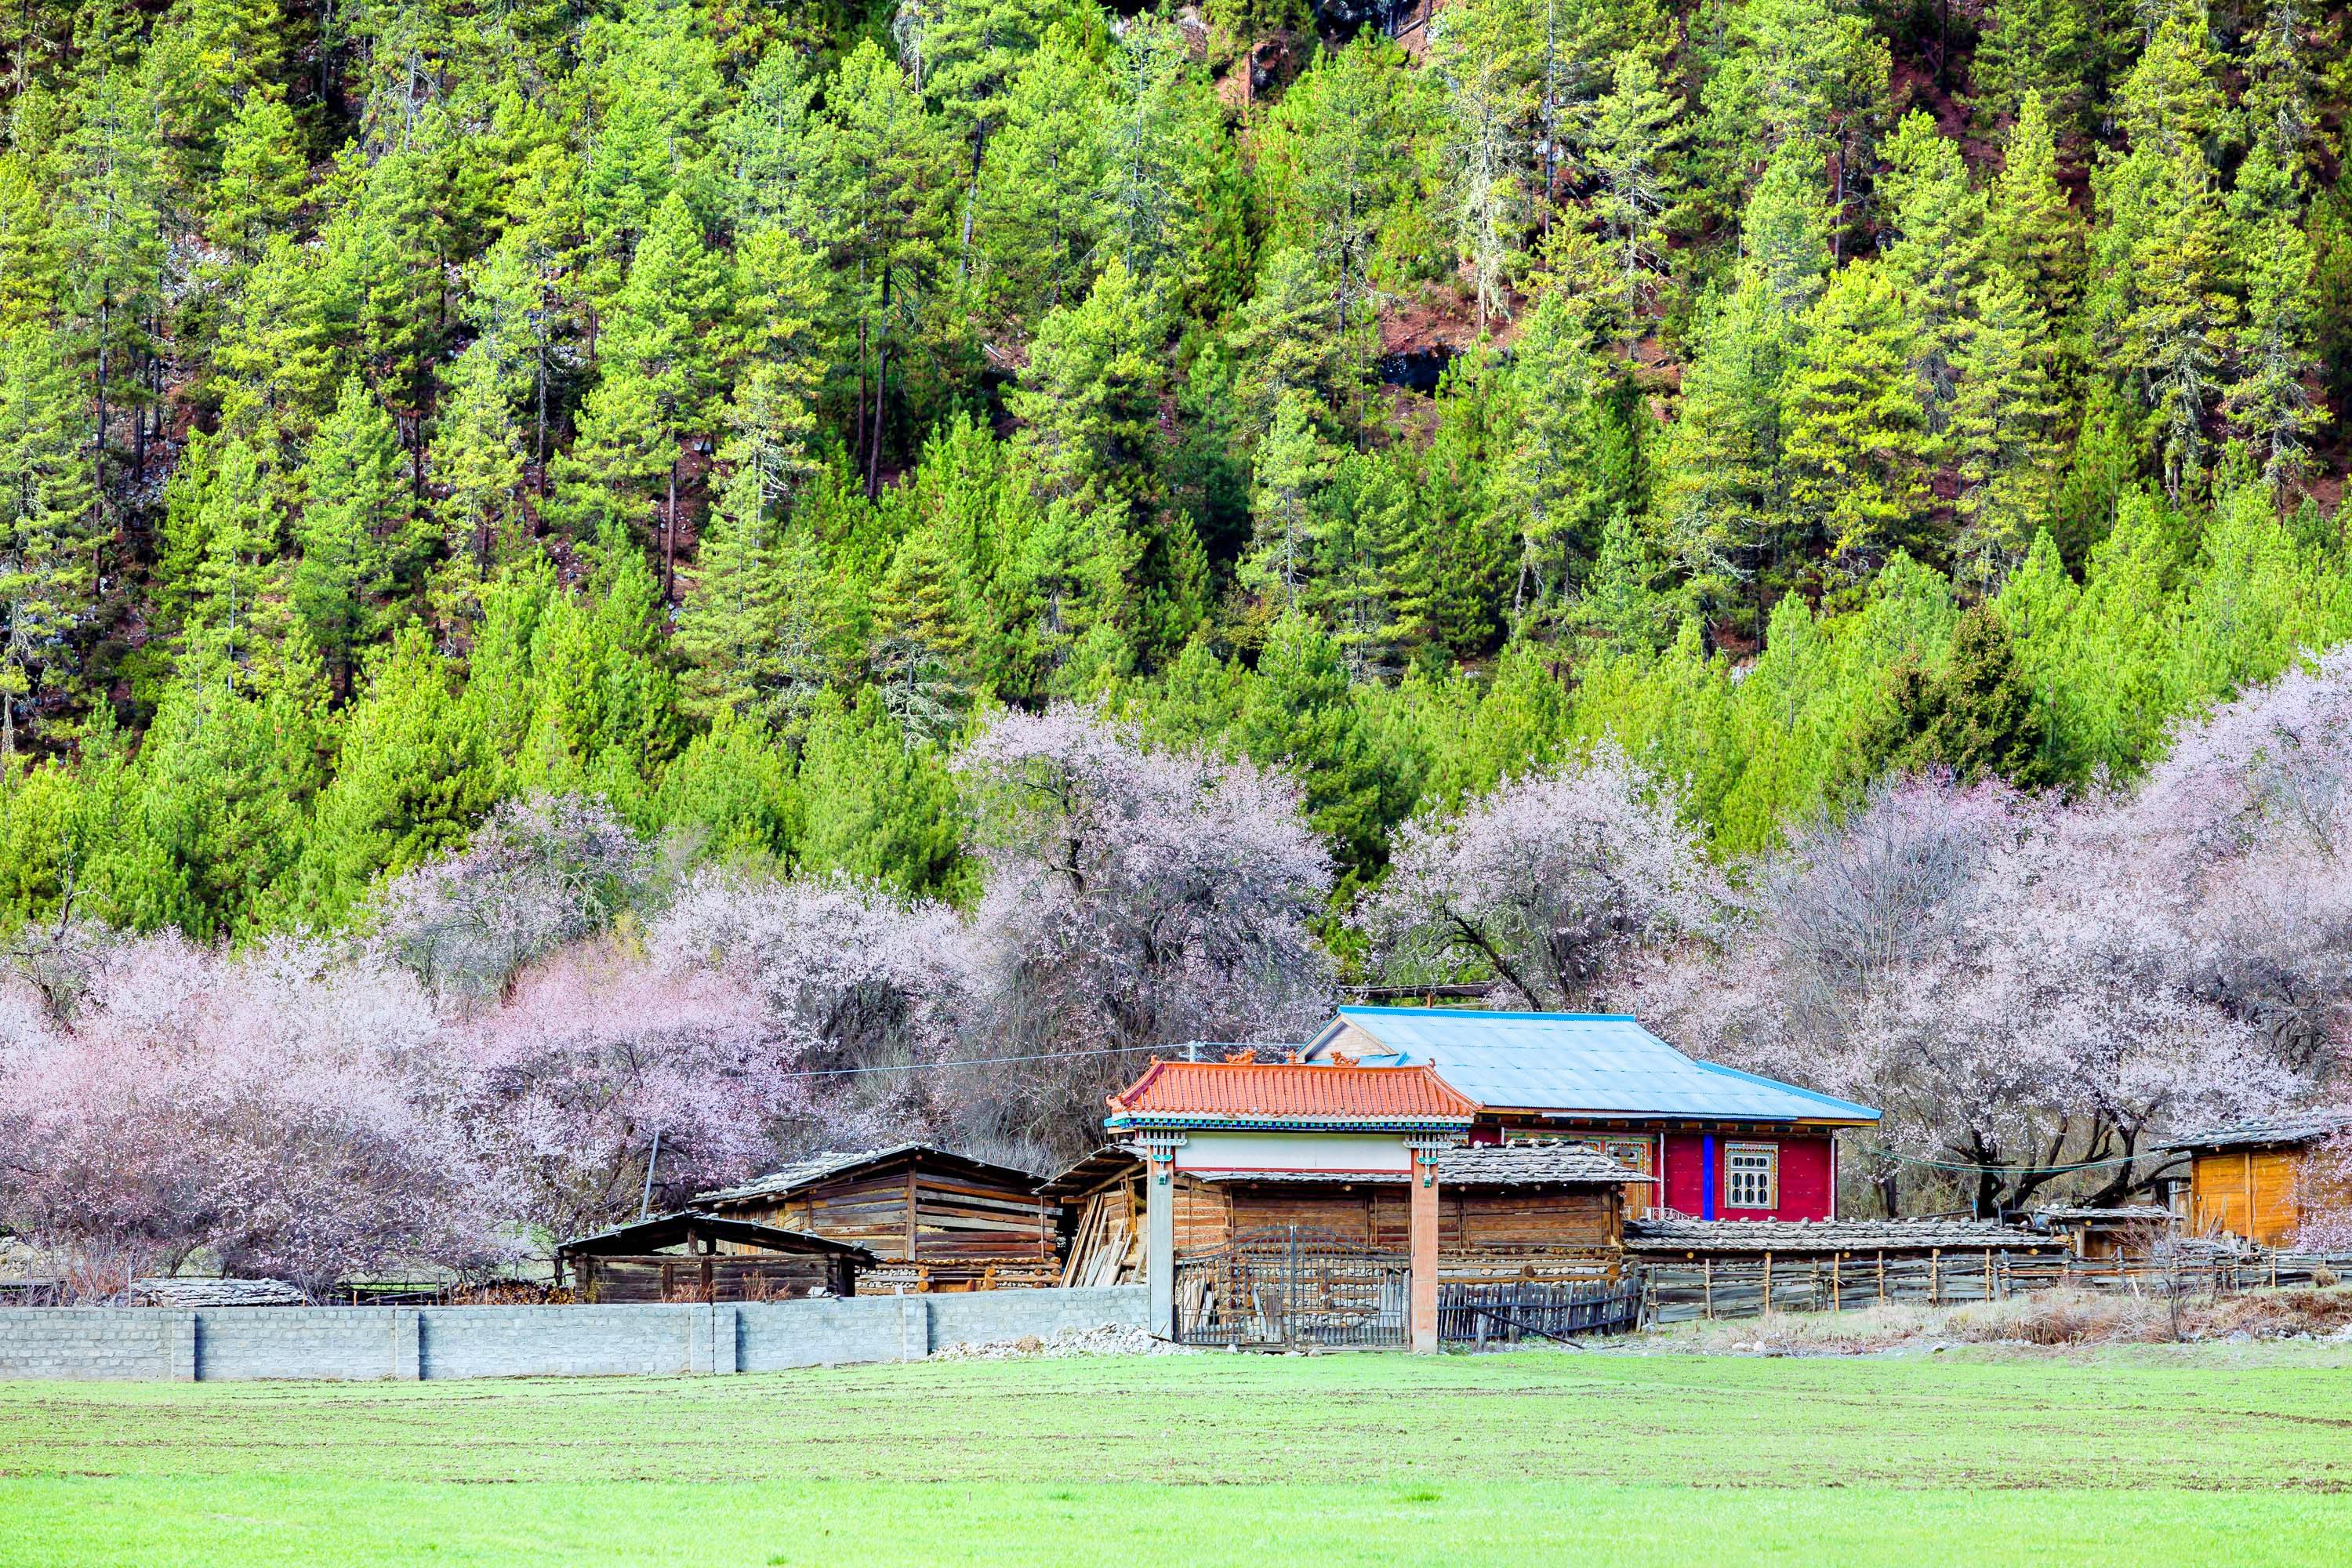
1930, 1249, 1941, 1306
1703, 1255, 1714, 1320
1831, 1252, 1841, 1313
1877, 1250, 1886, 1305
1762, 1252, 1773, 1316
1984, 1248, 1993, 1302
1407, 1141, 1444, 1352
1140, 1132, 1185, 1339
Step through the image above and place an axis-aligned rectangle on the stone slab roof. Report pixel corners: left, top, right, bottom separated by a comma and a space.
1626, 1216, 2060, 1254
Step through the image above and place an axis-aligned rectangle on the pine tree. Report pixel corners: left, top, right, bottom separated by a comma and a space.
431, 343, 527, 588
975, 39, 1109, 326
1661, 277, 1794, 637
184, 434, 293, 692
546, 361, 669, 552
2224, 212, 2328, 494
1780, 263, 1932, 577
1737, 140, 1833, 318
57, 58, 165, 479
0, 327, 96, 756
1579, 53, 1687, 325
1304, 447, 1415, 677
1873, 603, 2052, 786
294, 378, 413, 700
1970, 0, 2090, 129
1947, 269, 2067, 584
2114, 12, 2225, 163
1497, 288, 1606, 619
1261, 34, 1425, 389
673, 466, 786, 724
722, 224, 829, 526
1226, 245, 1356, 441
1007, 259, 1168, 504
209, 89, 305, 263
2091, 143, 2234, 498
1876, 112, 1984, 423
297, 624, 495, 924
1429, 0, 1534, 329
604, 190, 730, 599
870, 524, 978, 739
1240, 390, 1337, 617
1984, 93, 2085, 323
815, 39, 953, 499
1100, 16, 1228, 303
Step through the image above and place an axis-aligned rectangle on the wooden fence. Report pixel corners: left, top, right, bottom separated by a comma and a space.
1439, 1279, 1644, 1346
1639, 1248, 2352, 1324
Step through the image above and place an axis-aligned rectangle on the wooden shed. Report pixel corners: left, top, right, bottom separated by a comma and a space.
557, 1212, 870, 1303
2161, 1113, 2352, 1246
693, 1143, 1058, 1291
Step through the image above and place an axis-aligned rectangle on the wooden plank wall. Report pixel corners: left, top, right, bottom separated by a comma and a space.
580, 1255, 836, 1304
1169, 1184, 1622, 1281
721, 1159, 1057, 1286
2192, 1151, 2303, 1245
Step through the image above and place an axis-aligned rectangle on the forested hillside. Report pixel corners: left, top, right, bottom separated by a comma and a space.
0, 0, 2348, 942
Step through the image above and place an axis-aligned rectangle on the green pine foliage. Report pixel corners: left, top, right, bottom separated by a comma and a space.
1, 0, 2350, 945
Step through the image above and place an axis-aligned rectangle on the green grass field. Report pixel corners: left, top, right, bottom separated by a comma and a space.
5, 1345, 2350, 1567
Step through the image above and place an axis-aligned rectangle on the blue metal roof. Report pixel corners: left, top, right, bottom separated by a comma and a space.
1307, 1007, 1879, 1123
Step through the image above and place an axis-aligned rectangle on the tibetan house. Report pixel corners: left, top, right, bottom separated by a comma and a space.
1048, 1138, 1645, 1290
2160, 1112, 2352, 1246
557, 1212, 870, 1303
1093, 1058, 1645, 1351
1301, 1007, 1879, 1221
693, 1143, 1058, 1290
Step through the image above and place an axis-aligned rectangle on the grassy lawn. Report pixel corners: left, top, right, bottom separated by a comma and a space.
5, 1345, 2351, 1566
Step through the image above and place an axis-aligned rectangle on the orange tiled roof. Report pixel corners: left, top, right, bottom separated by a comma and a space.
1104, 1061, 1479, 1127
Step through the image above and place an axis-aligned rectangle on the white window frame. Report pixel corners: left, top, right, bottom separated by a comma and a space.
1723, 1142, 1778, 1210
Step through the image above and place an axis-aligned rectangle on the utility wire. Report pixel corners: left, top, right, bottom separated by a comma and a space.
1847, 1142, 2187, 1178
770, 1040, 1264, 1081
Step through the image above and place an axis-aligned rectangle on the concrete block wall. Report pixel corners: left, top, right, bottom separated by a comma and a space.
0, 1287, 1147, 1383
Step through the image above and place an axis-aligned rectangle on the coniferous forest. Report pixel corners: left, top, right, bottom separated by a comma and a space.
0, 0, 2349, 945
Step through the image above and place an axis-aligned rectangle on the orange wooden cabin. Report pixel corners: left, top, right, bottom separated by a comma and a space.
2161, 1112, 2352, 1247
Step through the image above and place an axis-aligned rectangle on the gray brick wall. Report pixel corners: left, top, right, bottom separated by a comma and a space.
0, 1287, 1145, 1383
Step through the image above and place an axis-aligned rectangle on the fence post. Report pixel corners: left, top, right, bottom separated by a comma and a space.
1831, 1253, 1841, 1313
1762, 1253, 1773, 1316
1703, 1256, 1714, 1320
1929, 1250, 1941, 1306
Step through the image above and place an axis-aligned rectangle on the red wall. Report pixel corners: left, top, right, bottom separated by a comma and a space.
1661, 1133, 1836, 1221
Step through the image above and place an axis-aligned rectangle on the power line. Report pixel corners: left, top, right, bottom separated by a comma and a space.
1848, 1142, 2187, 1178
770, 1040, 1262, 1081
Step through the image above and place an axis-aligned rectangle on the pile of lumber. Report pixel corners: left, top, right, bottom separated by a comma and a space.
1061, 1188, 1142, 1287
130, 1278, 307, 1307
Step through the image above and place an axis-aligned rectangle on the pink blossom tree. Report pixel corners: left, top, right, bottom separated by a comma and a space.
0, 935, 508, 1299
373, 793, 656, 1008
956, 706, 1334, 1154
1643, 762, 2318, 1216
1359, 744, 1720, 1010
449, 939, 812, 1240
2293, 1119, 2352, 1250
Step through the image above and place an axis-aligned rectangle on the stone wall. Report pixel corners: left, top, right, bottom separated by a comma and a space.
0, 1287, 1146, 1383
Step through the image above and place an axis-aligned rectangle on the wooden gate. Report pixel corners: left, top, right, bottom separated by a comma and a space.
1171, 1229, 1410, 1348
